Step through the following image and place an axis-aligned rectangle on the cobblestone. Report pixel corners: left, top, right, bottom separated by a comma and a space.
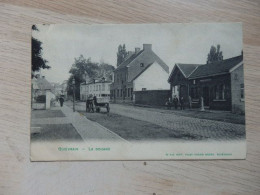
69, 101, 245, 141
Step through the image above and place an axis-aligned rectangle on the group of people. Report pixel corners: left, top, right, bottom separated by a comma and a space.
166, 95, 192, 110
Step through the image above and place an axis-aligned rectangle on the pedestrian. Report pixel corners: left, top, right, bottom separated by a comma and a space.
59, 96, 64, 107
166, 97, 172, 109
173, 95, 179, 109
180, 96, 185, 110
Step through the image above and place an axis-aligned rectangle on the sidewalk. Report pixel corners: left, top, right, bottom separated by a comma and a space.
31, 105, 126, 142
60, 105, 126, 142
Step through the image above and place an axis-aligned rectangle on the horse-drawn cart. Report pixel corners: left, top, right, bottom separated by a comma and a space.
86, 95, 110, 113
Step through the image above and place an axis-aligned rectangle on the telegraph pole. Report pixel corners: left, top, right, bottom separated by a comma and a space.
72, 77, 75, 112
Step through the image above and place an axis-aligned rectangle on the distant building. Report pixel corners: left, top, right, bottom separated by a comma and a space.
34, 76, 55, 96
51, 80, 68, 99
32, 75, 56, 110
80, 78, 111, 101
168, 55, 244, 113
110, 44, 169, 105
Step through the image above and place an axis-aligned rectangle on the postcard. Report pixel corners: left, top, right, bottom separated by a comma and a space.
31, 23, 246, 161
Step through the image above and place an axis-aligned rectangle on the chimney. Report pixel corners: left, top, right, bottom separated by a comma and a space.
125, 51, 134, 59
143, 44, 152, 50
135, 47, 140, 54
128, 51, 134, 56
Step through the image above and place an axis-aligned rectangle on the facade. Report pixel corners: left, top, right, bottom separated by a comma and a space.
32, 75, 56, 110
110, 44, 169, 103
132, 61, 169, 91
80, 78, 111, 101
51, 80, 68, 99
168, 55, 244, 113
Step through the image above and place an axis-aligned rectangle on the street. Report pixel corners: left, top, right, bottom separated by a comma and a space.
64, 101, 245, 141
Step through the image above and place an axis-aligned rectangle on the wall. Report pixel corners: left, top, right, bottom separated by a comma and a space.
128, 49, 168, 82
189, 74, 232, 110
133, 61, 169, 91
134, 90, 171, 106
46, 90, 55, 109
231, 64, 245, 114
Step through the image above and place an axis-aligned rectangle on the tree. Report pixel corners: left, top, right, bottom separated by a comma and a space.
67, 55, 99, 99
31, 25, 50, 77
117, 44, 128, 66
207, 44, 223, 64
67, 55, 114, 99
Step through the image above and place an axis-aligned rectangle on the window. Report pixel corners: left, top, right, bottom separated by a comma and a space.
214, 84, 225, 100
241, 84, 244, 100
140, 63, 144, 67
99, 85, 101, 91
102, 84, 105, 91
142, 88, 146, 91
220, 84, 225, 100
120, 89, 123, 97
191, 88, 194, 98
190, 87, 198, 99
117, 74, 119, 83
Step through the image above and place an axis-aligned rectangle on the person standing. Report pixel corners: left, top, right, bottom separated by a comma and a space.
180, 96, 185, 110
166, 97, 172, 109
59, 96, 64, 107
173, 95, 179, 109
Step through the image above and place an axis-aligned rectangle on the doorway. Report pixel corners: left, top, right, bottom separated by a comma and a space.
203, 86, 210, 107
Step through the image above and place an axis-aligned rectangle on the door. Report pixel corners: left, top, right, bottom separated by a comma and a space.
179, 85, 186, 99
172, 85, 180, 99
203, 86, 210, 106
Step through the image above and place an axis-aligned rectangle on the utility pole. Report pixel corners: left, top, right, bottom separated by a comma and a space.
72, 77, 75, 112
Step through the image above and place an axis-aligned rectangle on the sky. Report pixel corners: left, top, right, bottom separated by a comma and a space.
32, 23, 243, 83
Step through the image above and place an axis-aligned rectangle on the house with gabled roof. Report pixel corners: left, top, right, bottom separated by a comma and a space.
110, 44, 169, 104
32, 75, 56, 110
168, 55, 244, 113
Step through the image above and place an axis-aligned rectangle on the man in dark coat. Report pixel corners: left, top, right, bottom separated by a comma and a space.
59, 96, 64, 107
165, 98, 172, 109
173, 95, 179, 109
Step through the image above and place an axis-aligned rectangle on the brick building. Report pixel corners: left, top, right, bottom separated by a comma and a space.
110, 44, 169, 103
168, 55, 244, 113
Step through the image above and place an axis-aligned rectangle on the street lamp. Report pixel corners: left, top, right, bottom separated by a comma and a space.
72, 77, 75, 112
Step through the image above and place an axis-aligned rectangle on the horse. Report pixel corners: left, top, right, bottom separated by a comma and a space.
86, 98, 94, 112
